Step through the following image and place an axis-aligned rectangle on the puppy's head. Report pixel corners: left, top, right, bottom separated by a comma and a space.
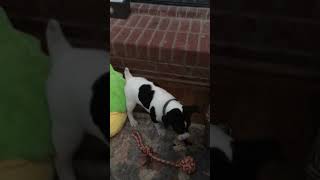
162, 105, 199, 140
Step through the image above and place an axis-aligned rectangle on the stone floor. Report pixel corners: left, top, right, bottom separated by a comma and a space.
110, 113, 210, 180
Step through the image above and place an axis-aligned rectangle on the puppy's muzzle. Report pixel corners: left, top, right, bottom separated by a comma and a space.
177, 132, 190, 141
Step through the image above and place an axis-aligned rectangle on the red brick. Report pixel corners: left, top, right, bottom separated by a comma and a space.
168, 19, 180, 31
131, 3, 142, 13
110, 43, 114, 56
113, 27, 131, 42
148, 16, 161, 29
197, 34, 210, 67
135, 29, 154, 60
125, 29, 142, 58
185, 33, 199, 66
160, 31, 176, 63
186, 8, 197, 18
127, 15, 141, 27
157, 63, 192, 76
159, 18, 170, 31
115, 19, 127, 26
137, 15, 151, 28
174, 33, 188, 49
197, 52, 210, 67
148, 31, 165, 61
192, 67, 210, 79
110, 26, 122, 41
113, 28, 132, 57
179, 19, 190, 32
159, 5, 169, 16
199, 34, 210, 52
123, 59, 156, 71
177, 7, 188, 18
168, 6, 177, 17
197, 8, 209, 19
110, 56, 124, 68
191, 20, 201, 33
183, 89, 195, 104
110, 18, 117, 25
148, 4, 159, 16
172, 33, 187, 64
139, 4, 150, 14
201, 21, 210, 34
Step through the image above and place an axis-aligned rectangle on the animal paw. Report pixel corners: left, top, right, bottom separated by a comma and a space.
129, 119, 138, 127
157, 129, 166, 137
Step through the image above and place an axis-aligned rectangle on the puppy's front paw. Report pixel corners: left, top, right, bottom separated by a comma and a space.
157, 129, 166, 137
129, 119, 138, 128
173, 144, 186, 152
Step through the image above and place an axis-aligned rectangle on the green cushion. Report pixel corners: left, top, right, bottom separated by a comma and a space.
0, 7, 53, 160
110, 65, 126, 112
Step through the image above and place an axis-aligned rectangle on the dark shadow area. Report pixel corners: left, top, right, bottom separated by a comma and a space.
212, 0, 320, 180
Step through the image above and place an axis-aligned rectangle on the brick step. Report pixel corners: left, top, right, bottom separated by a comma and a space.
110, 6, 210, 83
130, 2, 210, 19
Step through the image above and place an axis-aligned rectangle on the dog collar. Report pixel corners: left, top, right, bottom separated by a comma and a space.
163, 98, 177, 116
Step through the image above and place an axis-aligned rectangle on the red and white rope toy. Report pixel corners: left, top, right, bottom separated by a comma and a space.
131, 130, 196, 175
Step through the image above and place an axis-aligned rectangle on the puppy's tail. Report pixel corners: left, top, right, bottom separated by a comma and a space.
46, 19, 71, 57
124, 67, 133, 80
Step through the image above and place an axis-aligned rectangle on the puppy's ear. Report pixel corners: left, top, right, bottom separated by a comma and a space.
183, 105, 199, 128
162, 114, 170, 128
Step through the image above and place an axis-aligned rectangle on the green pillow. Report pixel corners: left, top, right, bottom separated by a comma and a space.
110, 65, 126, 112
0, 7, 53, 160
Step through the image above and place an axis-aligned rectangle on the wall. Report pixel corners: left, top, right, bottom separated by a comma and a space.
111, 3, 210, 124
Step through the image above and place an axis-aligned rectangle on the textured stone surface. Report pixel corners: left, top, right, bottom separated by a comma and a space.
110, 113, 210, 180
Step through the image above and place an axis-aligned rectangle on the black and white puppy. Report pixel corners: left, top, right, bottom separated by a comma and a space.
211, 124, 284, 180
46, 19, 108, 180
211, 124, 234, 179
124, 68, 198, 141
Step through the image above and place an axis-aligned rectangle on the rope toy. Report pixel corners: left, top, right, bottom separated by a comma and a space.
131, 130, 196, 175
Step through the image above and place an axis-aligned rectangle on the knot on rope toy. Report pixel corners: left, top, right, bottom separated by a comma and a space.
131, 130, 196, 175
142, 145, 153, 155
176, 156, 196, 174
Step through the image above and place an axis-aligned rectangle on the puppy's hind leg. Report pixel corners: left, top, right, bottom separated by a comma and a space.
52, 123, 83, 180
126, 100, 138, 128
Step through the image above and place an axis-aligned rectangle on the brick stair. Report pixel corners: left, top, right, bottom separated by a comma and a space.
110, 2, 210, 123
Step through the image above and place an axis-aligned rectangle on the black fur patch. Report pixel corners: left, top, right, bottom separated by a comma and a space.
182, 105, 199, 131
212, 148, 234, 180
90, 72, 109, 141
162, 108, 185, 134
138, 84, 154, 109
150, 106, 158, 123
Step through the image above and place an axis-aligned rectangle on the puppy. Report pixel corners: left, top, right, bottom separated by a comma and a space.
46, 19, 108, 180
124, 67, 198, 141
211, 124, 283, 180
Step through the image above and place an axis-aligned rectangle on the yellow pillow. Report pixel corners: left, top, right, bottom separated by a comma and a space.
110, 112, 127, 137
0, 159, 53, 180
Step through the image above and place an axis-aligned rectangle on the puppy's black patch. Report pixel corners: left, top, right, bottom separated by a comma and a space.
138, 84, 154, 109
90, 72, 109, 141
182, 105, 199, 131
212, 148, 234, 180
150, 106, 158, 123
162, 108, 185, 134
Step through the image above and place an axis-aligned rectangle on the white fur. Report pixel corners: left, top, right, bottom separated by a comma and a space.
124, 67, 190, 140
46, 19, 108, 180
210, 124, 233, 161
